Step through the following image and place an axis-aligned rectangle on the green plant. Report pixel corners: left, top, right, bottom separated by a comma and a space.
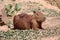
4, 4, 14, 16
4, 3, 22, 16
12, 0, 16, 1
15, 3, 22, 11
0, 0, 3, 2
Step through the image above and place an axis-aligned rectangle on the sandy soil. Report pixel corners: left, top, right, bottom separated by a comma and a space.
0, 25, 10, 32
0, 0, 60, 40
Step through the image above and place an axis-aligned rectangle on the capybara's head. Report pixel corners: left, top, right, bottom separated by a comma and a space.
33, 11, 46, 22
32, 11, 46, 29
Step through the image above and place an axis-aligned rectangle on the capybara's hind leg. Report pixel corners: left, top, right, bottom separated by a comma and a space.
23, 21, 31, 30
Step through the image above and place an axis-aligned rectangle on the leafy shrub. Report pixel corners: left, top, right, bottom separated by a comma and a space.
15, 3, 22, 11
4, 3, 22, 17
4, 4, 14, 16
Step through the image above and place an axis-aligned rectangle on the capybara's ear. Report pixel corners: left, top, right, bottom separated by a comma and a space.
33, 11, 36, 13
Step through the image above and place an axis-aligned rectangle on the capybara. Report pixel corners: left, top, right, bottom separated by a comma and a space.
13, 11, 45, 30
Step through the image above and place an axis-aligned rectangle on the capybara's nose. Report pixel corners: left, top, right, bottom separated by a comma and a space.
42, 17, 46, 22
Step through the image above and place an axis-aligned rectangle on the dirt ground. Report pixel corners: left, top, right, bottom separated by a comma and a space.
0, 0, 60, 40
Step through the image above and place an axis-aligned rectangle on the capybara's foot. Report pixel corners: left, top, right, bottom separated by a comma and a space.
33, 28, 39, 30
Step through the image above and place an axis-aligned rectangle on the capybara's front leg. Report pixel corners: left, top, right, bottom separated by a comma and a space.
31, 19, 39, 30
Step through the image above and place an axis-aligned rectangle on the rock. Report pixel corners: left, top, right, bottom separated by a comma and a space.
0, 25, 10, 32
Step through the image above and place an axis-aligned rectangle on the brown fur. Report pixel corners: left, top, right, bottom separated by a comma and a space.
13, 11, 45, 30
13, 13, 32, 30
33, 11, 46, 29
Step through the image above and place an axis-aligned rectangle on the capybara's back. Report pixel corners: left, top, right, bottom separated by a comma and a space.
13, 13, 32, 30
